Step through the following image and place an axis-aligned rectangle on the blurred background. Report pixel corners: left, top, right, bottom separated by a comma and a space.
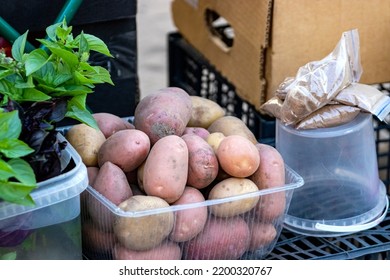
137, 0, 176, 99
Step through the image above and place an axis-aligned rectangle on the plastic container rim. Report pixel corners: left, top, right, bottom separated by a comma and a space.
0, 133, 88, 220
86, 164, 304, 218
284, 180, 388, 236
276, 112, 372, 138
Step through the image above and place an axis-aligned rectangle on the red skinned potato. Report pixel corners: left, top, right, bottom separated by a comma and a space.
82, 220, 116, 255
93, 112, 134, 138
217, 135, 260, 178
182, 134, 219, 189
183, 127, 210, 140
250, 143, 286, 221
113, 241, 181, 260
87, 166, 99, 187
91, 161, 133, 205
169, 187, 208, 242
254, 192, 286, 222
133, 87, 192, 145
250, 143, 285, 189
247, 223, 277, 252
98, 129, 150, 172
143, 135, 188, 203
88, 162, 132, 231
136, 161, 145, 192
253, 201, 286, 223
183, 216, 250, 260
83, 166, 99, 213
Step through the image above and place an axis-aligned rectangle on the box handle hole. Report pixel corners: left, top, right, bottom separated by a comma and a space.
205, 9, 234, 52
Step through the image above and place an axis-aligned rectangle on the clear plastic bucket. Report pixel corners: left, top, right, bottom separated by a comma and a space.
276, 112, 388, 236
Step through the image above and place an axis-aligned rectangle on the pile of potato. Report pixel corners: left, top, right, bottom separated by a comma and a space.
66, 87, 287, 260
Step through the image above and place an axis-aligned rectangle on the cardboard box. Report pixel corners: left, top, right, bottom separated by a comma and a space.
171, 0, 390, 111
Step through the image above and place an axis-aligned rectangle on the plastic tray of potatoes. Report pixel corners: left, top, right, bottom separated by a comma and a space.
81, 165, 303, 260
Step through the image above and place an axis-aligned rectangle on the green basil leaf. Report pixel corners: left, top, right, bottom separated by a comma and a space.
75, 33, 113, 57
0, 111, 21, 140
73, 70, 96, 84
0, 77, 26, 100
0, 159, 14, 181
1, 252, 17, 260
45, 22, 62, 41
68, 93, 87, 108
78, 61, 95, 72
25, 48, 49, 75
21, 88, 51, 102
51, 63, 73, 86
47, 46, 79, 68
90, 66, 114, 85
56, 25, 71, 42
51, 85, 93, 97
0, 69, 14, 79
78, 32, 89, 55
11, 31, 28, 62
0, 139, 35, 158
0, 181, 36, 206
66, 95, 98, 129
35, 38, 52, 49
36, 39, 79, 68
8, 158, 36, 185
52, 72, 73, 86
14, 75, 34, 89
66, 108, 98, 130
33, 61, 56, 85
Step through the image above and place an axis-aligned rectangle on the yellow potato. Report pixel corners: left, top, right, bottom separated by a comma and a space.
66, 123, 106, 167
206, 132, 225, 153
188, 95, 225, 128
113, 195, 175, 251
208, 116, 257, 144
208, 177, 259, 217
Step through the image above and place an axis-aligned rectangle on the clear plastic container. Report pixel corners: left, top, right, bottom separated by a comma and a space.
0, 133, 88, 260
81, 165, 304, 260
276, 112, 389, 237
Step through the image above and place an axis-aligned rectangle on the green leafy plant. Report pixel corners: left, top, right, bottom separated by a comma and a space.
0, 19, 113, 128
0, 110, 36, 205
0, 19, 114, 205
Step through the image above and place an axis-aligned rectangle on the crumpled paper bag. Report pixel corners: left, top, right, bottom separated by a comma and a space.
260, 29, 390, 129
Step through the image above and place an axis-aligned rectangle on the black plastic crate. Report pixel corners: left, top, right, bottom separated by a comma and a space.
264, 204, 390, 260
168, 31, 390, 260
168, 32, 276, 146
